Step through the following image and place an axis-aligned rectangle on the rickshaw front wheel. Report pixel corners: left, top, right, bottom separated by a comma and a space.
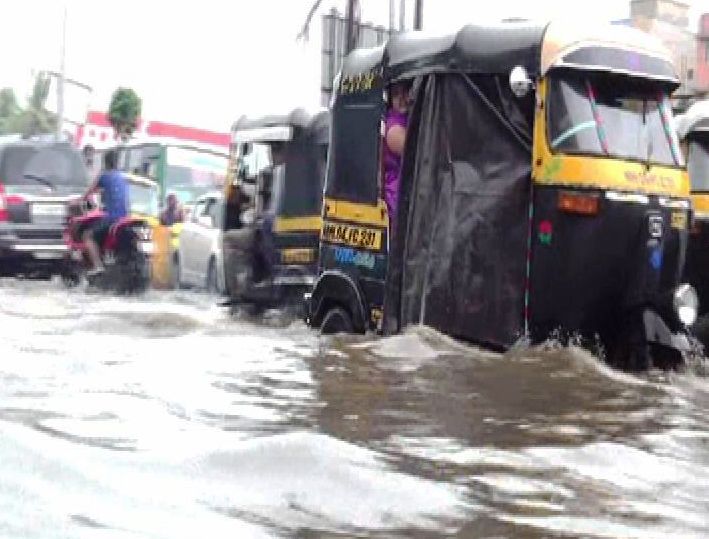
321, 306, 354, 335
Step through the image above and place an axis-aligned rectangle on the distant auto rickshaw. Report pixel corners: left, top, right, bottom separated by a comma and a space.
222, 109, 329, 312
308, 21, 697, 369
676, 101, 709, 344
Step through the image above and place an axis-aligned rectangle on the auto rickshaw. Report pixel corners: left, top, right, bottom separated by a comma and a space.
308, 21, 697, 369
676, 101, 709, 346
222, 109, 329, 312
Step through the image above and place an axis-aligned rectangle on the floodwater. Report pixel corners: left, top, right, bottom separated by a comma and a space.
1, 278, 709, 539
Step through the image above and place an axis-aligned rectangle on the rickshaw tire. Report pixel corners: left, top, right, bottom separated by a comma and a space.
172, 253, 183, 289
320, 306, 354, 335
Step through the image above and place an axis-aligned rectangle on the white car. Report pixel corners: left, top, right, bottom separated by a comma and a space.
176, 192, 224, 292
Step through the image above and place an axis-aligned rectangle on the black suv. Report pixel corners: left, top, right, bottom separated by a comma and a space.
0, 141, 89, 277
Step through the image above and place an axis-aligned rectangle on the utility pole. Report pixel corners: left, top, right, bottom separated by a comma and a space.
389, 0, 395, 33
56, 4, 67, 140
414, 0, 423, 30
345, 0, 357, 54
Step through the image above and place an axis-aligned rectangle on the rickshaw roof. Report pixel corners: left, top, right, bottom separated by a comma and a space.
231, 108, 330, 144
541, 21, 678, 85
339, 20, 678, 85
675, 100, 709, 140
308, 110, 330, 145
232, 108, 311, 134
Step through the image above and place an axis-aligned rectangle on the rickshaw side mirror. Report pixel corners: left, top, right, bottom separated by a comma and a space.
510, 66, 533, 98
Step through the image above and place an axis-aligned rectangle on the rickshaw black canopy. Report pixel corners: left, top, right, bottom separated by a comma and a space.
338, 21, 679, 85
339, 24, 547, 82
232, 109, 329, 219
232, 108, 310, 133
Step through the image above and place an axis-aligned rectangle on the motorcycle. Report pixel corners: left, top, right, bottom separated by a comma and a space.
62, 200, 153, 293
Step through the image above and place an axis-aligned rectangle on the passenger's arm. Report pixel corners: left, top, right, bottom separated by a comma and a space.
386, 125, 406, 156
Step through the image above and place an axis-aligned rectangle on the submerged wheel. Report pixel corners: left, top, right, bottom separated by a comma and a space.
61, 268, 82, 288
206, 258, 218, 293
116, 254, 149, 294
171, 253, 182, 289
320, 306, 354, 335
607, 338, 651, 371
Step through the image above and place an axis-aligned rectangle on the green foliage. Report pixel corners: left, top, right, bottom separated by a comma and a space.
19, 73, 57, 137
0, 73, 57, 137
108, 88, 142, 142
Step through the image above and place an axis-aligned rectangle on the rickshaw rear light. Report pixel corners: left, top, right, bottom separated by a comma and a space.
0, 182, 7, 222
558, 192, 599, 216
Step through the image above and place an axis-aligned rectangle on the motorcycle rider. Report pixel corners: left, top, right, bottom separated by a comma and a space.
81, 149, 130, 276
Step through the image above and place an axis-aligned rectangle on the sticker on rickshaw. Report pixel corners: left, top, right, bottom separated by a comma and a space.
322, 221, 383, 250
339, 70, 380, 95
624, 171, 676, 191
671, 211, 687, 230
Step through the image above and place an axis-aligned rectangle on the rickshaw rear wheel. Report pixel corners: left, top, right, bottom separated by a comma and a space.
607, 339, 652, 372
321, 306, 354, 335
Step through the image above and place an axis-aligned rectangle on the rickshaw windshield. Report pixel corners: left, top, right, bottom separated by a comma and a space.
548, 73, 683, 168
129, 182, 159, 217
688, 139, 709, 191
235, 142, 272, 184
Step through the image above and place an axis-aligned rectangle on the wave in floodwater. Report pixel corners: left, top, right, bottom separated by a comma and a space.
0, 279, 708, 537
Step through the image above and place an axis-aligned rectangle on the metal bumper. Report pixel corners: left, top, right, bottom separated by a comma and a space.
0, 225, 67, 260
643, 309, 691, 352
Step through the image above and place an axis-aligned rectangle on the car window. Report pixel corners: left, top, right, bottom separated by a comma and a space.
206, 198, 223, 228
0, 145, 89, 187
191, 200, 206, 223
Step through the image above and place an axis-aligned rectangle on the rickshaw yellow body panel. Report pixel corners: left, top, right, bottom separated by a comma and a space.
274, 215, 322, 233
323, 198, 389, 228
692, 193, 709, 220
149, 225, 172, 289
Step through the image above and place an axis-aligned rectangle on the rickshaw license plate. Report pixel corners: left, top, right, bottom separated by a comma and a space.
322, 221, 383, 250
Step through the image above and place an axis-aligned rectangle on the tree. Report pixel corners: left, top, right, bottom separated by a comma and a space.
20, 72, 57, 137
108, 87, 141, 142
0, 88, 21, 135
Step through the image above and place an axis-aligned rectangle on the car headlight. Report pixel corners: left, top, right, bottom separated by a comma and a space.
674, 283, 698, 326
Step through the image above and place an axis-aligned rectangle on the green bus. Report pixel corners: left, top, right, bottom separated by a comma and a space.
115, 140, 229, 212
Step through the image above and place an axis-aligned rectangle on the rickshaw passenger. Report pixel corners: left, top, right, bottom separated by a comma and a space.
160, 193, 184, 225
384, 82, 410, 234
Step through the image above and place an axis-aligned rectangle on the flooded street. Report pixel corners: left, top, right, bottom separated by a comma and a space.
1, 279, 709, 538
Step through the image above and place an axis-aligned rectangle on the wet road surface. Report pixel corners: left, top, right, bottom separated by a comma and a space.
1, 278, 709, 538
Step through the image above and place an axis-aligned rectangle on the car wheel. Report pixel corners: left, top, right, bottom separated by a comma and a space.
206, 258, 218, 293
320, 306, 354, 335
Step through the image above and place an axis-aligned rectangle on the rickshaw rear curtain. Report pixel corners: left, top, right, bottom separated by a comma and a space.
385, 72, 533, 348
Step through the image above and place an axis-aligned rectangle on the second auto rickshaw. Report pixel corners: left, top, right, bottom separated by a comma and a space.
676, 101, 709, 346
222, 109, 329, 312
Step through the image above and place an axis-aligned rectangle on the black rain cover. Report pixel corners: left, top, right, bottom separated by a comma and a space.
385, 73, 533, 348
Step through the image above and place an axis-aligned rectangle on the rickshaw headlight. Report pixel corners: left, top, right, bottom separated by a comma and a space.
673, 284, 698, 327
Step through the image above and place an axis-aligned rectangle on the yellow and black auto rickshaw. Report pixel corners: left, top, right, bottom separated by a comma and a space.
222, 109, 329, 312
308, 21, 697, 369
676, 101, 709, 345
